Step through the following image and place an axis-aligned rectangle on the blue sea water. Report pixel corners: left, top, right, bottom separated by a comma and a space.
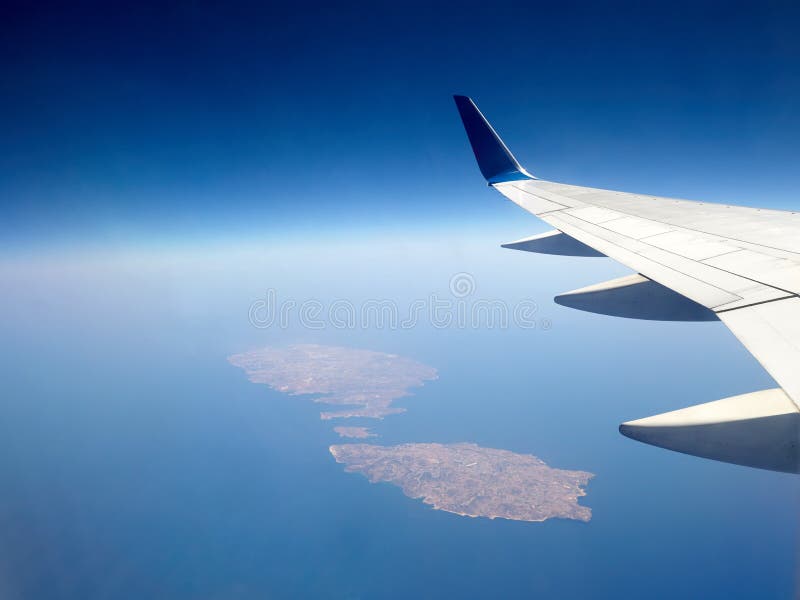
1, 233, 798, 599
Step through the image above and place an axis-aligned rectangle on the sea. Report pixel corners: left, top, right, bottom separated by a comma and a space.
0, 231, 797, 599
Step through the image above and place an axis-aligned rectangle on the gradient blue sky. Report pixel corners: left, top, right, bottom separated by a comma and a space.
3, 0, 800, 250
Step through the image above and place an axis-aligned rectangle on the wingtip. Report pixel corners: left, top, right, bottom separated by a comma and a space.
452, 95, 474, 112
617, 422, 636, 439
452, 95, 533, 183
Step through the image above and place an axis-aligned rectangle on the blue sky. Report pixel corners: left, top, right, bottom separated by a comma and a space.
2, 0, 800, 249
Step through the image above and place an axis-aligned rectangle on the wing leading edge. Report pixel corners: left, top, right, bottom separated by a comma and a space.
454, 95, 800, 473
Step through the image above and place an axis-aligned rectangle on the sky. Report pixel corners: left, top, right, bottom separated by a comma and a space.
3, 0, 800, 251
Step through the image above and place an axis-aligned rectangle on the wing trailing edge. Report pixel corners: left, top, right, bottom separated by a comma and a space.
501, 230, 604, 257
555, 274, 718, 322
620, 389, 800, 473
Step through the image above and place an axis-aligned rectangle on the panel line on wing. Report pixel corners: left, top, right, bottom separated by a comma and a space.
552, 204, 795, 308
713, 294, 797, 313
526, 180, 800, 259
496, 178, 798, 311
543, 213, 741, 309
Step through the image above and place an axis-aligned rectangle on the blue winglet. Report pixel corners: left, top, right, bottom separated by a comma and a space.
453, 95, 534, 184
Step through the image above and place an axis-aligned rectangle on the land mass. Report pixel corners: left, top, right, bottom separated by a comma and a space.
334, 426, 376, 439
228, 344, 437, 419
330, 442, 593, 522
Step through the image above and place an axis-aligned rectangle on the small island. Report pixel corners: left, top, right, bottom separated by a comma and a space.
334, 426, 376, 439
228, 344, 437, 420
330, 442, 593, 522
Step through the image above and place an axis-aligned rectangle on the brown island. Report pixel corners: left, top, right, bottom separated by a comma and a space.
228, 344, 437, 420
330, 442, 593, 522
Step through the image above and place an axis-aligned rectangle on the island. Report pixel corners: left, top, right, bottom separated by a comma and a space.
334, 426, 376, 439
330, 442, 593, 522
228, 344, 437, 420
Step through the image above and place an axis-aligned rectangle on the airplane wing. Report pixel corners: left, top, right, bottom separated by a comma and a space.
454, 95, 800, 473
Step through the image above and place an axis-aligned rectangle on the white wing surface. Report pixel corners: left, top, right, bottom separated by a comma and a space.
454, 95, 800, 472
